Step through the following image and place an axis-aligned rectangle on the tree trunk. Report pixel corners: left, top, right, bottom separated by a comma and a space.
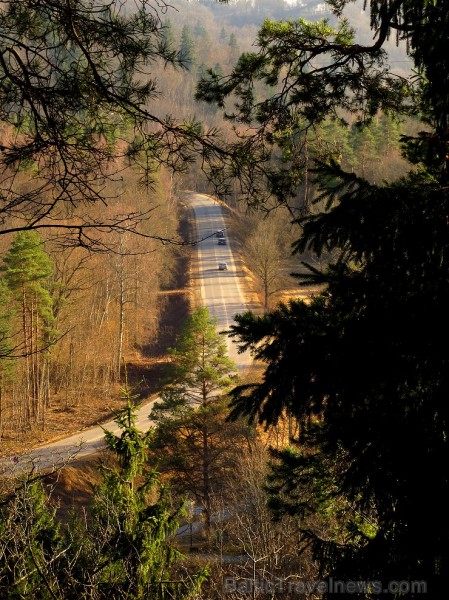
117, 255, 125, 382
22, 286, 32, 428
202, 423, 211, 533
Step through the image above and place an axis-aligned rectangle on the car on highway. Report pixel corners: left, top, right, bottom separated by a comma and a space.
215, 230, 225, 238
218, 237, 226, 245
218, 262, 228, 271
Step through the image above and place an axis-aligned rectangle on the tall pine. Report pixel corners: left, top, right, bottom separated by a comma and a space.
150, 307, 239, 530
0, 279, 15, 436
2, 231, 55, 429
179, 25, 195, 71
198, 1, 449, 597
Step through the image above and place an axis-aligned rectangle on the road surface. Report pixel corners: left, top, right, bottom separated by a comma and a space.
187, 191, 252, 368
2, 192, 253, 473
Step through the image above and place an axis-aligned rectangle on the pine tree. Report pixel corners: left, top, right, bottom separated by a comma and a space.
199, 1, 449, 597
348, 122, 380, 181
160, 18, 177, 59
214, 63, 224, 78
0, 279, 15, 431
376, 114, 402, 159
2, 231, 56, 429
179, 25, 196, 71
0, 478, 64, 599
0, 1, 225, 248
150, 307, 240, 531
154, 307, 236, 411
321, 118, 354, 172
89, 391, 208, 598
0, 391, 208, 598
150, 395, 252, 536
193, 21, 207, 38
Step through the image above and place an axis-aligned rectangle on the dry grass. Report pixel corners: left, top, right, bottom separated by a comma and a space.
44, 455, 102, 518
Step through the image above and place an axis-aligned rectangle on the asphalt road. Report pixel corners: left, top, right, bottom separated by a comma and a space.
2, 192, 253, 474
187, 191, 252, 368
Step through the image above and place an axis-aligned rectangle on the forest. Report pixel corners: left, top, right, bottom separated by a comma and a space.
1, 0, 447, 598
0, 0, 256, 444
0, 0, 411, 446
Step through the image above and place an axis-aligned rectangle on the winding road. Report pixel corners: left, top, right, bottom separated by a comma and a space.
2, 192, 253, 473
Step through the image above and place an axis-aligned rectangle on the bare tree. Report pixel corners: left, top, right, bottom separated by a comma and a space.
245, 217, 285, 310
203, 443, 319, 599
0, 0, 226, 251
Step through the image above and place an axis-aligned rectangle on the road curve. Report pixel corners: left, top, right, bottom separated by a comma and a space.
2, 192, 252, 473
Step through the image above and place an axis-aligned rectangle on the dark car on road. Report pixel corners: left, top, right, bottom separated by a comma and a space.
218, 237, 226, 245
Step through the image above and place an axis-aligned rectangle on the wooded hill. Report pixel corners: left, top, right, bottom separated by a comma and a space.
0, 0, 411, 449
1, 1, 447, 599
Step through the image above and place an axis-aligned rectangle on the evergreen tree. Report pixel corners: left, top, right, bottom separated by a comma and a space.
348, 122, 380, 181
193, 20, 207, 38
0, 1, 223, 248
154, 306, 236, 411
89, 393, 208, 598
161, 18, 176, 50
159, 17, 179, 66
150, 307, 239, 530
0, 478, 64, 598
376, 113, 402, 158
150, 396, 251, 535
196, 14, 409, 204
197, 63, 208, 81
0, 279, 15, 415
2, 231, 56, 429
320, 118, 354, 173
228, 32, 237, 49
228, 167, 449, 595
199, 1, 449, 597
0, 392, 208, 598
214, 63, 224, 78
179, 25, 196, 71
